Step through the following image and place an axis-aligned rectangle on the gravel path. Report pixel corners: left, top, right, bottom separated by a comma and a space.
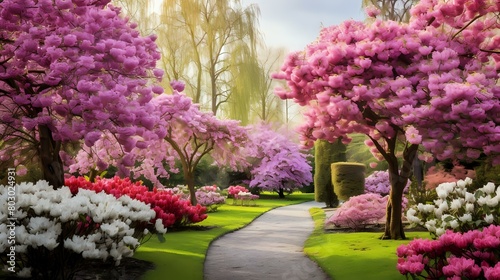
203, 201, 331, 280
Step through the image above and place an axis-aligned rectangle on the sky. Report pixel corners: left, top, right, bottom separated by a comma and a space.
240, 0, 367, 52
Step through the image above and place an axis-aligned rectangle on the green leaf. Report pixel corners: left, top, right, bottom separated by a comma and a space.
443, 216, 454, 222
156, 233, 166, 243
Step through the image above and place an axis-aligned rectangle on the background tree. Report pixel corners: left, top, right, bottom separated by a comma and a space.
247, 124, 312, 198
362, 0, 418, 22
160, 0, 261, 117
70, 81, 252, 205
273, 0, 499, 239
0, 0, 163, 188
314, 139, 347, 208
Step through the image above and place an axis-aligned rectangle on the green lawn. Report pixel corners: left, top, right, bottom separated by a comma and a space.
135, 192, 315, 280
304, 208, 431, 280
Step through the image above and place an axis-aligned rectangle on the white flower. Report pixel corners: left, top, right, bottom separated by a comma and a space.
449, 219, 459, 229
464, 192, 475, 203
483, 182, 496, 194
486, 196, 499, 207
406, 208, 421, 224
436, 227, 445, 236
477, 196, 490, 206
123, 236, 140, 247
100, 223, 119, 237
450, 199, 463, 211
465, 203, 474, 212
425, 220, 436, 232
485, 214, 494, 224
437, 189, 448, 199
155, 219, 167, 234
459, 214, 472, 223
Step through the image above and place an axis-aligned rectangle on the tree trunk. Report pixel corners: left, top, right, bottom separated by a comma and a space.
38, 124, 64, 189
278, 188, 285, 198
185, 171, 197, 206
382, 144, 418, 240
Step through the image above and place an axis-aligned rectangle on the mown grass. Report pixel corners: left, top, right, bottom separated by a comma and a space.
304, 208, 431, 280
135, 192, 315, 280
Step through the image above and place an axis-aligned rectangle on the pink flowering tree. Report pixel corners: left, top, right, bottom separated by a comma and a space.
69, 81, 252, 205
0, 0, 164, 188
247, 124, 312, 198
273, 0, 499, 239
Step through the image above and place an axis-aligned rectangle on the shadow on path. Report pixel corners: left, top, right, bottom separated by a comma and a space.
203, 201, 331, 280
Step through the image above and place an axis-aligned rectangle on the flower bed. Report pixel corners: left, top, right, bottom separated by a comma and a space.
195, 185, 226, 212
0, 180, 166, 279
233, 191, 259, 206
65, 176, 207, 228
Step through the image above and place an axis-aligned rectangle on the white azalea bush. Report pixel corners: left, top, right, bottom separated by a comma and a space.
406, 178, 500, 237
0, 180, 166, 279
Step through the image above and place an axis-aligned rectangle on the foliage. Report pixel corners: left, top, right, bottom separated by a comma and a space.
195, 186, 226, 212
397, 225, 500, 279
0, 180, 165, 279
331, 162, 366, 201
65, 176, 207, 228
272, 0, 500, 239
247, 124, 312, 196
0, 0, 164, 187
314, 139, 346, 207
406, 178, 500, 237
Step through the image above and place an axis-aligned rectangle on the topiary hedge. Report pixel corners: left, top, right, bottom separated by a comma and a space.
331, 162, 366, 201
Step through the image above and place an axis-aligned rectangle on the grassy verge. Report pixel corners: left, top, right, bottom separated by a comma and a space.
304, 208, 431, 280
135, 192, 314, 280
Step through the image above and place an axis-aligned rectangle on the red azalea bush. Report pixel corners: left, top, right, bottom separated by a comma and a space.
227, 185, 249, 198
65, 176, 207, 228
397, 225, 500, 279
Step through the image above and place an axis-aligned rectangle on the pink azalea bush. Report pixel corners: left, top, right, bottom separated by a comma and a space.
326, 193, 387, 230
326, 193, 409, 230
397, 225, 500, 279
195, 185, 226, 212
65, 176, 207, 228
406, 178, 499, 236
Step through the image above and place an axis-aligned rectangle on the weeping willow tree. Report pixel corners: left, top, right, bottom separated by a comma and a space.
362, 0, 418, 22
160, 0, 262, 116
225, 45, 286, 125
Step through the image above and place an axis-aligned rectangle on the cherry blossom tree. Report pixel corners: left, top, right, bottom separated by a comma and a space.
70, 81, 252, 205
247, 124, 312, 198
0, 0, 164, 188
273, 0, 499, 239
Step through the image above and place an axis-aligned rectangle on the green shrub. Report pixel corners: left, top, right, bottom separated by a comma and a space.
314, 139, 347, 207
331, 162, 365, 201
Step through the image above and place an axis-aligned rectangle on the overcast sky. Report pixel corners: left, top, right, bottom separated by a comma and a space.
240, 0, 366, 52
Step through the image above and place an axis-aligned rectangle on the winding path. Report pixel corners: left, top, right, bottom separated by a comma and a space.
203, 201, 331, 280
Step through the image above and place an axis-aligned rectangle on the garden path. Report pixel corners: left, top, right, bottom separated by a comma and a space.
203, 200, 331, 280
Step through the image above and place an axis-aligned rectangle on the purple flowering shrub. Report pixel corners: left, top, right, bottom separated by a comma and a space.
364, 170, 410, 196
397, 225, 500, 279
195, 185, 226, 212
